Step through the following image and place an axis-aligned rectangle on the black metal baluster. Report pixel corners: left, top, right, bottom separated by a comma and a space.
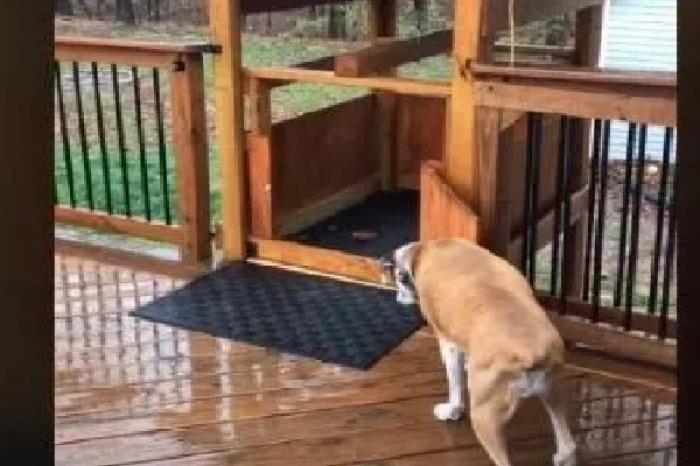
649, 128, 674, 315
583, 119, 602, 301
559, 117, 575, 314
614, 123, 637, 307
56, 62, 77, 207
153, 68, 172, 225
659, 165, 677, 340
528, 113, 543, 288
112, 64, 131, 217
72, 61, 95, 210
592, 120, 611, 321
550, 116, 569, 295
624, 124, 647, 330
92, 62, 113, 214
132, 66, 151, 221
522, 113, 535, 276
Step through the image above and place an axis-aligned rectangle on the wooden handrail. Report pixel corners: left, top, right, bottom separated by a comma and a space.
471, 63, 677, 88
246, 67, 451, 97
55, 35, 218, 68
473, 64, 677, 126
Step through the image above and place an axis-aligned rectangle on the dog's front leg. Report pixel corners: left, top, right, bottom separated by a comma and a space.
434, 339, 465, 421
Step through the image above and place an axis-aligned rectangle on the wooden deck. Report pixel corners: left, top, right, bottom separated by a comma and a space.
55, 254, 676, 466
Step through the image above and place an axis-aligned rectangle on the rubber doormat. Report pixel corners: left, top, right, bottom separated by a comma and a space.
131, 262, 424, 369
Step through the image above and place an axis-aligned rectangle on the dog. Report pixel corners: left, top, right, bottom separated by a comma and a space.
379, 239, 576, 466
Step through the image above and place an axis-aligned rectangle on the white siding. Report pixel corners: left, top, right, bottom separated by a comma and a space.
600, 0, 677, 160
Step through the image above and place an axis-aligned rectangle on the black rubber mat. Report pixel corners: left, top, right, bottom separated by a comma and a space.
131, 263, 424, 369
286, 189, 419, 258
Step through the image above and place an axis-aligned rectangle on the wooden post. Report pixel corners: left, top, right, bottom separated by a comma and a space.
446, 0, 485, 207
563, 5, 603, 297
477, 107, 510, 255
369, 0, 397, 191
170, 54, 211, 264
249, 77, 272, 136
210, 0, 247, 261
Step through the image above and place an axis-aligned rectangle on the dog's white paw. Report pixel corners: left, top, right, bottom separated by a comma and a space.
553, 447, 576, 466
433, 403, 463, 421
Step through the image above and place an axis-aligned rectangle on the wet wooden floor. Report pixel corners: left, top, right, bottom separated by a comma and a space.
55, 254, 677, 466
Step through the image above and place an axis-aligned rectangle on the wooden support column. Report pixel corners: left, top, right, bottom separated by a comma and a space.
446, 0, 485, 207
210, 0, 247, 261
477, 107, 510, 255
369, 0, 397, 190
563, 5, 603, 297
170, 54, 211, 264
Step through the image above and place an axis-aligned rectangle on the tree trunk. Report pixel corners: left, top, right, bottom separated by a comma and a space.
56, 0, 73, 16
329, 5, 346, 39
116, 0, 136, 24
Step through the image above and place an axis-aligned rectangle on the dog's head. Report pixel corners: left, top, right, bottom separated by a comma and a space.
379, 242, 421, 306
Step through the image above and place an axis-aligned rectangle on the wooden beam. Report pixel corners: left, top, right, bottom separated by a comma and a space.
249, 238, 383, 284
474, 78, 676, 127
476, 107, 510, 255
55, 238, 208, 280
335, 30, 452, 78
538, 295, 677, 340
170, 53, 212, 265
508, 186, 589, 262
487, 0, 603, 33
55, 207, 184, 244
246, 67, 451, 97
246, 133, 276, 238
55, 36, 215, 68
210, 0, 247, 261
548, 312, 676, 369
446, 0, 485, 204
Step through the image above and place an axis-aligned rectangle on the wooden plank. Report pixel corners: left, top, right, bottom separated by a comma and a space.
474, 79, 676, 127
55, 238, 207, 279
277, 175, 380, 237
250, 239, 384, 284
446, 0, 484, 204
508, 186, 589, 262
420, 161, 480, 243
248, 77, 272, 135
246, 133, 276, 238
476, 107, 510, 255
55, 207, 184, 244
245, 67, 451, 97
170, 54, 212, 265
376, 93, 397, 190
272, 96, 377, 218
368, 0, 396, 39
487, 0, 603, 33
548, 313, 676, 369
335, 30, 452, 78
538, 295, 677, 340
210, 0, 247, 260
471, 63, 676, 88
55, 36, 214, 67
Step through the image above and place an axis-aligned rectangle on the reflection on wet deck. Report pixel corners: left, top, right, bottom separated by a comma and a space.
55, 255, 676, 465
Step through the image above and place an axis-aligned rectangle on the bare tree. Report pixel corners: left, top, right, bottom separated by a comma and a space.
56, 0, 73, 16
116, 0, 136, 24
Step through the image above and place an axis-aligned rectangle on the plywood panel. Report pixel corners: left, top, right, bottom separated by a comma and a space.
395, 96, 446, 185
272, 96, 378, 219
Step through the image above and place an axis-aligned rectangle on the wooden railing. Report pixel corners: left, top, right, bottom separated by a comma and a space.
54, 37, 214, 265
468, 64, 677, 367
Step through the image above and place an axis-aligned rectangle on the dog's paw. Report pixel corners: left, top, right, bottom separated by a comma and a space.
433, 403, 463, 421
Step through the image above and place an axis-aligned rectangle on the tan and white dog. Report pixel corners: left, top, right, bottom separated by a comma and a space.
380, 239, 576, 466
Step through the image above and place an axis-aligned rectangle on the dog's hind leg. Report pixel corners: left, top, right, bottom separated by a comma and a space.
467, 370, 520, 466
538, 374, 577, 466
433, 338, 465, 421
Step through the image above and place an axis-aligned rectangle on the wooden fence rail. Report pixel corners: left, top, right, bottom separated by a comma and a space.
54, 37, 212, 265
